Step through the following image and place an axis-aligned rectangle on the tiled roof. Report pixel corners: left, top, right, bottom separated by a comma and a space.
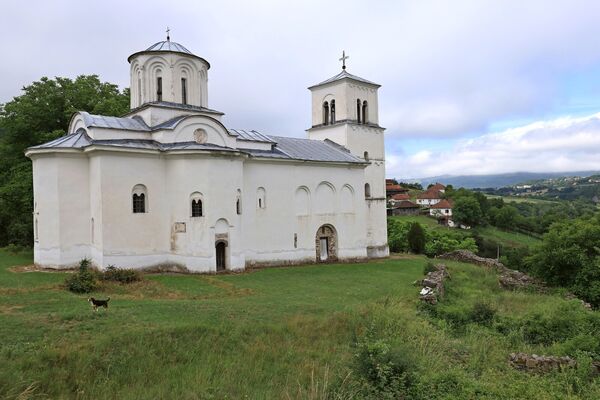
431, 199, 452, 209
429, 183, 446, 191
417, 190, 442, 199
393, 200, 419, 209
391, 193, 410, 201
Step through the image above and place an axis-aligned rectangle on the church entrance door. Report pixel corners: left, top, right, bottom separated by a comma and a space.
216, 241, 227, 271
315, 224, 337, 263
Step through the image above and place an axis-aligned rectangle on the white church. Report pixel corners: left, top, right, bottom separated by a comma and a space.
26, 36, 388, 272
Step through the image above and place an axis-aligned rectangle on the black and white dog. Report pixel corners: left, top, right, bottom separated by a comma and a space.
88, 297, 110, 311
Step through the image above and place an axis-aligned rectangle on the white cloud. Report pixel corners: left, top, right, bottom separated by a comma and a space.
388, 112, 600, 178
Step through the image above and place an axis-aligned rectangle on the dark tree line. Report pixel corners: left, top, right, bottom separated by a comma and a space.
0, 75, 129, 246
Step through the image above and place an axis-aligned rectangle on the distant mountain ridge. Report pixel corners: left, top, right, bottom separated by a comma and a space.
415, 171, 600, 189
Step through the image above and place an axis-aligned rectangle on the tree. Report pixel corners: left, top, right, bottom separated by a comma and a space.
452, 197, 483, 226
0, 75, 129, 246
526, 213, 600, 307
407, 222, 426, 254
494, 205, 519, 229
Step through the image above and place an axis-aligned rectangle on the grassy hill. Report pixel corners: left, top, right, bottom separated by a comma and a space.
390, 214, 541, 248
1, 249, 598, 399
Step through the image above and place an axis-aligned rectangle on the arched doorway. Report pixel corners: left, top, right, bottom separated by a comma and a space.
315, 224, 338, 262
216, 241, 227, 271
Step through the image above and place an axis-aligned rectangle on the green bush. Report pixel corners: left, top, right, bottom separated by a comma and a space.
469, 301, 496, 325
408, 223, 426, 254
423, 262, 437, 275
65, 258, 98, 293
102, 265, 143, 283
352, 325, 419, 398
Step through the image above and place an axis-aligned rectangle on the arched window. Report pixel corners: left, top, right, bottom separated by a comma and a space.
236, 189, 242, 215
257, 187, 266, 209
181, 78, 188, 104
192, 200, 203, 217
330, 100, 336, 124
362, 101, 368, 124
323, 101, 329, 125
156, 77, 163, 102
364, 183, 371, 199
364, 151, 369, 161
132, 184, 147, 213
357, 99, 362, 123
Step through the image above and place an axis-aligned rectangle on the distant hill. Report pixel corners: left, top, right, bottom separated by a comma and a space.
416, 171, 600, 189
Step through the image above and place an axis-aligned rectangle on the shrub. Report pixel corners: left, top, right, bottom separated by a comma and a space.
423, 262, 437, 275
469, 301, 496, 325
65, 258, 98, 293
102, 265, 143, 283
354, 336, 417, 398
407, 223, 426, 254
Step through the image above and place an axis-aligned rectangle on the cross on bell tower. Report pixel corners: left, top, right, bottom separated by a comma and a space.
339, 50, 349, 70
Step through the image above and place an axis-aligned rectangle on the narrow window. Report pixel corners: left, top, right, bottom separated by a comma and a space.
181, 78, 187, 104
330, 100, 336, 124
34, 218, 39, 242
133, 193, 146, 213
294, 233, 298, 248
236, 199, 241, 215
364, 183, 371, 199
323, 101, 329, 125
357, 99, 361, 123
157, 77, 163, 102
191, 199, 203, 217
137, 78, 142, 105
362, 101, 368, 124
364, 151, 369, 161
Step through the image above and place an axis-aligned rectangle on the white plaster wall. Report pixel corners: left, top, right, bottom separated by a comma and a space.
242, 160, 368, 265
310, 79, 380, 126
32, 153, 91, 267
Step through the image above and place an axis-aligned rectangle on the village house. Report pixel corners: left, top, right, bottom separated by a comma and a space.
429, 199, 453, 217
388, 200, 420, 216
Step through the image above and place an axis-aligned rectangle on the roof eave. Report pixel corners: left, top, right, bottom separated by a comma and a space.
308, 76, 381, 90
127, 50, 211, 69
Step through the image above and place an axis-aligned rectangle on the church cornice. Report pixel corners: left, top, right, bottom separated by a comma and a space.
308, 120, 385, 131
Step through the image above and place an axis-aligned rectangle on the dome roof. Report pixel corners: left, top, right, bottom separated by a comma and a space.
127, 39, 210, 68
144, 40, 193, 54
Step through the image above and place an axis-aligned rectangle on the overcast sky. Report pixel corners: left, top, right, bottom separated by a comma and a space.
2, 0, 600, 178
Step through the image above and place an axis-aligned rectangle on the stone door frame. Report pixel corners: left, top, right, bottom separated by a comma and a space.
315, 224, 338, 263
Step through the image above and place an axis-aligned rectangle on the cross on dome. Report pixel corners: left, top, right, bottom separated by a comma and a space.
339, 50, 349, 70
166, 27, 170, 41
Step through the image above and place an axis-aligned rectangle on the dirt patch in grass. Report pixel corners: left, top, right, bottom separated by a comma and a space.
0, 304, 24, 315
8, 264, 76, 273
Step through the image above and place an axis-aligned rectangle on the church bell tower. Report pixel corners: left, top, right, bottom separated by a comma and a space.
307, 53, 388, 258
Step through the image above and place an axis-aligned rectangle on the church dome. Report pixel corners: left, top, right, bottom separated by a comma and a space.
127, 39, 210, 68
144, 40, 193, 55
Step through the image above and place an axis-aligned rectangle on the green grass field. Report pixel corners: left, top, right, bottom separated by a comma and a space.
485, 195, 558, 204
391, 215, 541, 249
1, 249, 598, 399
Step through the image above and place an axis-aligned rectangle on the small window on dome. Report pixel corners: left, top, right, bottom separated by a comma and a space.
157, 77, 163, 102
181, 78, 187, 104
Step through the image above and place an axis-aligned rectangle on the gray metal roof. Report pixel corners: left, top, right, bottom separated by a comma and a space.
29, 131, 365, 164
309, 70, 380, 89
80, 112, 151, 131
265, 135, 363, 163
126, 101, 224, 116
145, 40, 192, 54
229, 129, 276, 143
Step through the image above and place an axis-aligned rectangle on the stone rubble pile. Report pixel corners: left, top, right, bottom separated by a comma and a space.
509, 353, 577, 373
418, 264, 449, 305
509, 353, 600, 375
438, 250, 543, 291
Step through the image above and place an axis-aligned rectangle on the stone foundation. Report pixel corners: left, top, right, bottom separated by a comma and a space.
418, 263, 449, 305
